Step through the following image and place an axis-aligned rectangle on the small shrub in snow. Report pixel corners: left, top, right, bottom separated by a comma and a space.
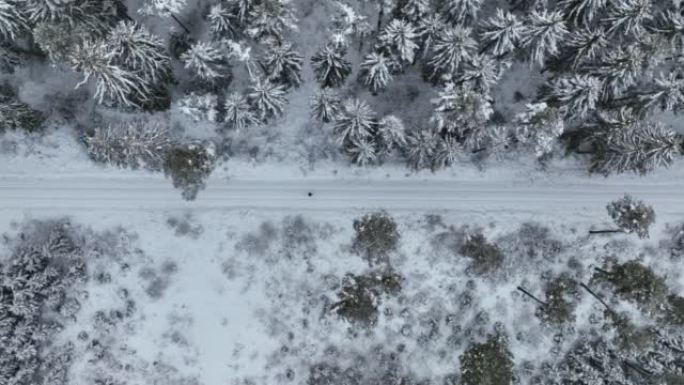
459, 232, 504, 275
460, 334, 514, 385
163, 141, 217, 200
603, 194, 656, 238
331, 270, 402, 326
352, 212, 399, 263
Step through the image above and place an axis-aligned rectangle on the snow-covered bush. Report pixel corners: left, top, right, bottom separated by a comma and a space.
460, 232, 505, 275
460, 334, 514, 385
331, 270, 403, 326
352, 211, 399, 263
163, 141, 217, 200
605, 194, 656, 238
82, 121, 173, 171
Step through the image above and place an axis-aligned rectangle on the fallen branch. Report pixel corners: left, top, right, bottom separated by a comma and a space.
517, 286, 547, 307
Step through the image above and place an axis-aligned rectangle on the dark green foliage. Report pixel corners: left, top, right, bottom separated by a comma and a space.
537, 274, 579, 325
169, 32, 195, 60
460, 334, 514, 385
331, 270, 403, 326
606, 195, 656, 238
594, 260, 668, 312
460, 233, 504, 275
0, 88, 44, 132
352, 212, 399, 264
163, 142, 216, 201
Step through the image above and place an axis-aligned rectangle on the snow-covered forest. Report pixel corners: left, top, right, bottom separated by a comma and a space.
2, 0, 684, 384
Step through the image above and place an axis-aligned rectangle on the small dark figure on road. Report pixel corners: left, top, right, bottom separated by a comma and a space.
308, 192, 313, 197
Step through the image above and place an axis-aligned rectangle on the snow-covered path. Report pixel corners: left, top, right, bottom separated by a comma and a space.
1, 175, 683, 217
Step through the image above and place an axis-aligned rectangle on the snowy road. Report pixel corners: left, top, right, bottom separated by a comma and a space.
1, 175, 683, 216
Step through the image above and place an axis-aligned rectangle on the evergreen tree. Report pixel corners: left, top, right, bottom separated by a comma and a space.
379, 18, 419, 64
181, 41, 230, 82
397, 0, 431, 22
602, 0, 652, 37
107, 21, 172, 84
177, 93, 218, 122
311, 44, 352, 88
514, 102, 564, 158
359, 52, 394, 94
549, 74, 602, 119
310, 88, 342, 123
479, 9, 523, 57
441, 0, 482, 25
415, 14, 446, 58
345, 135, 377, 166
520, 10, 568, 66
457, 53, 504, 94
376, 114, 407, 154
561, 28, 608, 69
0, 0, 27, 41
427, 26, 477, 80
224, 91, 259, 130
246, 0, 298, 42
639, 73, 684, 112
333, 98, 376, 144
259, 41, 303, 88
82, 121, 173, 170
590, 122, 681, 175
433, 136, 461, 168
606, 194, 656, 238
431, 82, 493, 149
404, 130, 438, 170
69, 39, 150, 108
649, 10, 684, 49
590, 44, 645, 98
207, 3, 237, 38
247, 76, 287, 121
163, 141, 217, 201
139, 0, 187, 17
23, 0, 116, 31
558, 0, 607, 25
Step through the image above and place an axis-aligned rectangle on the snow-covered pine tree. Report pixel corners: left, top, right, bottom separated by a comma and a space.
207, 3, 237, 39
520, 10, 568, 66
590, 122, 681, 175
344, 135, 377, 166
589, 44, 645, 99
69, 39, 150, 108
329, 0, 372, 47
479, 9, 523, 57
560, 29, 608, 69
427, 26, 477, 81
246, 0, 298, 42
22, 0, 117, 31
311, 44, 352, 88
638, 73, 684, 112
0, 0, 27, 40
232, 0, 255, 23
82, 121, 173, 170
310, 88, 343, 123
247, 76, 287, 121
404, 129, 438, 170
177, 93, 218, 122
431, 82, 493, 149
457, 53, 504, 94
379, 18, 419, 64
558, 0, 607, 25
606, 194, 656, 238
359, 52, 394, 94
440, 0, 482, 25
433, 136, 461, 168
107, 21, 172, 84
649, 10, 684, 50
259, 41, 303, 88
333, 98, 376, 144
416, 14, 446, 59
602, 0, 652, 37
224, 91, 259, 129
376, 114, 407, 154
181, 41, 230, 82
548, 74, 602, 119
396, 0, 431, 22
514, 102, 564, 158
